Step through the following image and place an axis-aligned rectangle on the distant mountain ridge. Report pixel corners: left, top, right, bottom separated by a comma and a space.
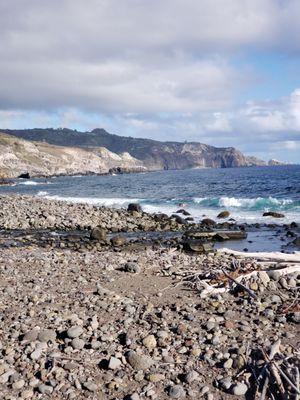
2, 128, 266, 170
0, 132, 145, 179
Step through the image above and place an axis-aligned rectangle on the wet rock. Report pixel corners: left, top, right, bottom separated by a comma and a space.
90, 226, 107, 241
217, 211, 230, 218
18, 172, 30, 179
128, 203, 142, 213
201, 218, 216, 227
111, 235, 127, 246
183, 240, 213, 253
263, 211, 285, 218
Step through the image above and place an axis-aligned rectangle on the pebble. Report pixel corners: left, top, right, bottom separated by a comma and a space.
30, 348, 42, 360
168, 385, 186, 398
71, 338, 85, 350
38, 329, 56, 342
126, 351, 154, 370
38, 384, 54, 394
83, 381, 97, 392
108, 356, 122, 370
124, 262, 141, 273
12, 379, 25, 390
232, 383, 248, 396
23, 329, 38, 342
67, 326, 84, 338
142, 334, 157, 350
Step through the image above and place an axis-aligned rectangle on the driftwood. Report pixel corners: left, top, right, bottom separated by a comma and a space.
184, 250, 300, 299
218, 249, 300, 263
251, 340, 300, 400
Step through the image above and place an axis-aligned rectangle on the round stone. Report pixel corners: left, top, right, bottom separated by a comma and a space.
232, 383, 248, 396
71, 338, 85, 350
142, 334, 157, 350
168, 385, 186, 398
67, 326, 84, 338
38, 329, 56, 343
126, 351, 154, 370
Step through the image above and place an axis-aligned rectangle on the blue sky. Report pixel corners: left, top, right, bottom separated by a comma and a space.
0, 0, 300, 162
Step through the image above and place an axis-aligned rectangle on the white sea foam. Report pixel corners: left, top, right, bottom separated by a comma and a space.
193, 196, 295, 209
18, 180, 39, 186
37, 195, 142, 208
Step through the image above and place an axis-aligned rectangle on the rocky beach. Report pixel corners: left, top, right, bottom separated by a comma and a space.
0, 195, 299, 400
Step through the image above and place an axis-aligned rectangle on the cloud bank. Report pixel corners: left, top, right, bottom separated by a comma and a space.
0, 0, 299, 162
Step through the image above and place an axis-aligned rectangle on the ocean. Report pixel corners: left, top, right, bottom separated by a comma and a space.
1, 165, 300, 224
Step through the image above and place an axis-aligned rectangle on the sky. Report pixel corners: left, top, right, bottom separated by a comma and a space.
0, 0, 300, 162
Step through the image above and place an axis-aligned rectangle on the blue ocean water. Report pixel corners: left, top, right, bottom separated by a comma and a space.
1, 165, 300, 223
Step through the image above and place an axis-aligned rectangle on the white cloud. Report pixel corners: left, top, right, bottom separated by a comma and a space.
0, 1, 300, 162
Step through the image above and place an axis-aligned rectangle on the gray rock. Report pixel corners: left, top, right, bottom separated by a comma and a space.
111, 235, 127, 246
184, 370, 199, 383
83, 381, 97, 392
23, 329, 39, 342
124, 262, 141, 274
126, 351, 154, 370
67, 326, 84, 339
38, 329, 56, 343
71, 338, 85, 350
232, 383, 248, 396
129, 394, 140, 400
90, 227, 107, 241
108, 356, 122, 370
12, 379, 25, 390
38, 384, 53, 394
30, 348, 42, 360
219, 377, 232, 390
168, 385, 186, 398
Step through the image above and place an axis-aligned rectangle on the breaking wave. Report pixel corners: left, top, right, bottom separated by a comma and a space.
192, 196, 299, 211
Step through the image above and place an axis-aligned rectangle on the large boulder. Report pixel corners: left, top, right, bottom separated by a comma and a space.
201, 218, 216, 227
90, 227, 107, 241
183, 240, 213, 253
18, 172, 30, 179
127, 203, 142, 213
263, 211, 285, 218
217, 211, 230, 219
176, 209, 191, 216
111, 235, 127, 247
171, 214, 188, 225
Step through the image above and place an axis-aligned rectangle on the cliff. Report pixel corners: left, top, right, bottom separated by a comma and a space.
0, 133, 145, 178
2, 128, 265, 170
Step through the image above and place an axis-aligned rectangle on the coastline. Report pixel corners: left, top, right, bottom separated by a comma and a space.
0, 194, 299, 399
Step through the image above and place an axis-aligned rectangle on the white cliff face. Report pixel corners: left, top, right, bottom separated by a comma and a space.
0, 133, 145, 178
